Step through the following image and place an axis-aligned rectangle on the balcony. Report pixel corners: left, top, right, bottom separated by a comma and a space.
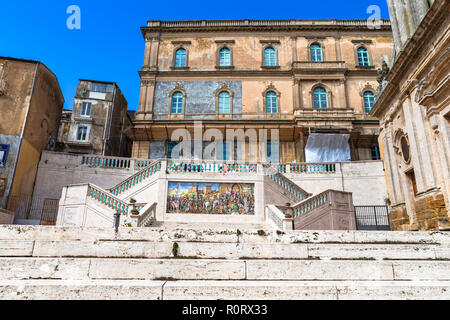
152, 112, 295, 121
292, 61, 347, 71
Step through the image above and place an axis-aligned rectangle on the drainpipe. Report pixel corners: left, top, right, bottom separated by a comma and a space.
7, 62, 39, 211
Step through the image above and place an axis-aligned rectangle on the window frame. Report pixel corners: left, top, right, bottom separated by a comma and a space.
218, 91, 232, 114
76, 126, 89, 142
262, 85, 281, 114
173, 47, 188, 68
265, 91, 279, 114
357, 46, 371, 66
218, 47, 232, 67
263, 46, 278, 67
80, 102, 92, 117
363, 91, 376, 113
313, 87, 329, 109
310, 43, 323, 62
170, 91, 185, 114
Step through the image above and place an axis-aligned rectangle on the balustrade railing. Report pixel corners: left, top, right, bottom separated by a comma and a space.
277, 190, 331, 219
264, 166, 310, 202
81, 155, 154, 171
82, 155, 132, 169
276, 163, 337, 174
167, 160, 258, 174
87, 185, 129, 215
266, 205, 285, 230
110, 160, 162, 196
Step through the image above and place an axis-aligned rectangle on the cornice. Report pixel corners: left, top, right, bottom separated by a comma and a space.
141, 19, 391, 36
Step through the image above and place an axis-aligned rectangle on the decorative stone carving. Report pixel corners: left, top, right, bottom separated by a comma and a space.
141, 79, 156, 87
376, 60, 390, 93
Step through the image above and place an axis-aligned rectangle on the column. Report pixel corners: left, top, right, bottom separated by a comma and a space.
293, 79, 301, 111
291, 36, 298, 62
144, 80, 155, 114
143, 37, 152, 70
149, 36, 160, 70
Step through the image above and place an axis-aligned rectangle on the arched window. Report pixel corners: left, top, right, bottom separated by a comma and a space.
171, 92, 184, 114
363, 91, 375, 113
218, 91, 231, 114
174, 48, 187, 67
266, 91, 278, 113
310, 43, 323, 62
313, 87, 328, 109
357, 47, 370, 66
219, 47, 231, 66
264, 47, 277, 66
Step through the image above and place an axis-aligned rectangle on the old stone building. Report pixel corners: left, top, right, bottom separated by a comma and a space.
58, 79, 133, 157
371, 0, 449, 230
0, 57, 64, 211
130, 19, 393, 163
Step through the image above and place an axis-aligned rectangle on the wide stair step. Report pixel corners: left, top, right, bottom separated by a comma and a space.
0, 226, 449, 299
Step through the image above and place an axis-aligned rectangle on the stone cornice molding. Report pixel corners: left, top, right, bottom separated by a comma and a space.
143, 19, 391, 35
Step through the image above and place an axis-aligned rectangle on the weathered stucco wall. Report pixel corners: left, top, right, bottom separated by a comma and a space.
33, 152, 138, 201
286, 161, 388, 206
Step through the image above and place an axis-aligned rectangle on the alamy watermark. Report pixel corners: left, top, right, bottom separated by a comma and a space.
367, 5, 383, 29
66, 5, 81, 30
167, 121, 280, 163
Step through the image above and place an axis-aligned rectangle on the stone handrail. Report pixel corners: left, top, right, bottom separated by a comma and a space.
167, 159, 258, 174
110, 160, 162, 196
266, 205, 285, 230
263, 165, 311, 202
81, 155, 154, 170
138, 202, 157, 227
277, 163, 337, 174
292, 61, 346, 69
277, 189, 332, 219
153, 112, 294, 121
87, 184, 129, 215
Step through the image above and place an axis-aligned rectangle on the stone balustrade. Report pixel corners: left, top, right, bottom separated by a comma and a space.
110, 160, 162, 196
87, 185, 129, 215
167, 159, 258, 174
81, 155, 153, 171
278, 190, 331, 219
264, 165, 310, 202
292, 61, 347, 69
277, 162, 338, 174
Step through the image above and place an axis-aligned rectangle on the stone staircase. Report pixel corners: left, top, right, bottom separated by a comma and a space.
0, 225, 449, 300
58, 159, 356, 231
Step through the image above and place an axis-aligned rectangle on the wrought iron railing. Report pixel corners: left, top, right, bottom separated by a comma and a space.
355, 206, 391, 231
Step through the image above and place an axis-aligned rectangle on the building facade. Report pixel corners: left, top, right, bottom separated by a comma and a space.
0, 57, 64, 210
58, 80, 133, 157
371, 0, 449, 230
130, 19, 393, 164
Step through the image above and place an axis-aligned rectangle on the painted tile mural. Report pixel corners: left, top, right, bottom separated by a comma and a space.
167, 182, 255, 215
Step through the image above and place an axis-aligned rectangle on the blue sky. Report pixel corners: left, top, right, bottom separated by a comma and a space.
0, 0, 390, 111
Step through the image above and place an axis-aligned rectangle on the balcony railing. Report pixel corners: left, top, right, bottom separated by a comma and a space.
292, 61, 347, 70
167, 159, 258, 174
153, 112, 294, 121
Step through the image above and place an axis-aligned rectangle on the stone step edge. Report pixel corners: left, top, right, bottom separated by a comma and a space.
1, 280, 450, 300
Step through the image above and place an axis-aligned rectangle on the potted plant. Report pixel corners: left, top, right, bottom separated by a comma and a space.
131, 209, 140, 216
130, 198, 137, 204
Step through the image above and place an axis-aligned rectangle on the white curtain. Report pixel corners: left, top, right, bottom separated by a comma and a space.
305, 133, 351, 163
